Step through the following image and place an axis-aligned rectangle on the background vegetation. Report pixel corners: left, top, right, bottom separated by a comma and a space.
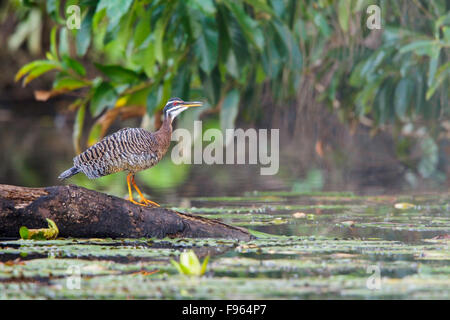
1, 0, 449, 193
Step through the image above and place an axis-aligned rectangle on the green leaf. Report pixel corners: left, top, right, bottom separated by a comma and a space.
376, 84, 389, 125
172, 250, 208, 276
200, 255, 210, 275
133, 10, 152, 49
418, 137, 438, 178
394, 78, 413, 120
170, 260, 184, 274
73, 102, 86, 154
53, 77, 89, 91
195, 19, 219, 74
224, 0, 264, 50
220, 89, 240, 132
427, 47, 441, 87
399, 40, 436, 56
76, 8, 93, 56
152, 6, 173, 64
19, 219, 59, 240
30, 231, 47, 241
90, 82, 118, 117
47, 0, 61, 22
338, 0, 350, 32
96, 0, 134, 31
59, 28, 69, 57
272, 21, 302, 71
243, 0, 275, 15
188, 0, 216, 16
19, 226, 29, 240
62, 56, 86, 76
46, 218, 59, 236
313, 11, 331, 37
15, 60, 60, 82
87, 122, 102, 147
23, 64, 60, 85
426, 61, 450, 100
50, 26, 58, 59
180, 250, 201, 273
146, 86, 162, 116
138, 42, 157, 78
95, 63, 140, 83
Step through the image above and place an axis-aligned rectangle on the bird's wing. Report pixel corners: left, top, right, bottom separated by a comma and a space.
73, 128, 160, 178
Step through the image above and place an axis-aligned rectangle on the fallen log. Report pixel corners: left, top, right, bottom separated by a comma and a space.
0, 184, 252, 241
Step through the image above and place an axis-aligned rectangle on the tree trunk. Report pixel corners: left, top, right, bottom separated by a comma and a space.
0, 184, 252, 241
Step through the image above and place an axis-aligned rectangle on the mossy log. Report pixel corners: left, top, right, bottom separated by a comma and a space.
0, 184, 252, 241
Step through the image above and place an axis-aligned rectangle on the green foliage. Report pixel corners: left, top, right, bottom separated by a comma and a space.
12, 0, 450, 180
14, 0, 302, 151
19, 218, 59, 240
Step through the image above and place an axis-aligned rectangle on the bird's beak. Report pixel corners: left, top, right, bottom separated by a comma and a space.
181, 101, 203, 108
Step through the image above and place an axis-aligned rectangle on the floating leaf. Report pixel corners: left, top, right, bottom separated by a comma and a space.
340, 221, 356, 227
270, 218, 288, 225
292, 212, 306, 219
394, 202, 415, 210
19, 219, 59, 240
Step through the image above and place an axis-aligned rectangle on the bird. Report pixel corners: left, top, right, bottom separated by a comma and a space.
58, 97, 202, 207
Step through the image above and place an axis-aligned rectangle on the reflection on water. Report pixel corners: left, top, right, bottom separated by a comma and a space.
185, 193, 450, 242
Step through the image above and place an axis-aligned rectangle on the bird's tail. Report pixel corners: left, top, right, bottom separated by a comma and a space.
58, 167, 80, 180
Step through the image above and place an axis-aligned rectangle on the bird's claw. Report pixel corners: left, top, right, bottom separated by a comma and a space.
139, 199, 160, 207
129, 199, 147, 207
128, 198, 160, 207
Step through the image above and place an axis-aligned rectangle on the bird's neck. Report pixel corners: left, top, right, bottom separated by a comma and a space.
159, 116, 173, 135
154, 116, 173, 152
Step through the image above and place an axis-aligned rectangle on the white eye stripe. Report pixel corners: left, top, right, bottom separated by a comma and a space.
168, 105, 187, 119
169, 106, 183, 113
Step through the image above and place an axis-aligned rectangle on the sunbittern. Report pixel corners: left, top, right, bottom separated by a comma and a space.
58, 98, 202, 207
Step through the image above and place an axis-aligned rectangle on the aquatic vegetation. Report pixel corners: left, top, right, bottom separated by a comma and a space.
171, 250, 209, 277
19, 219, 59, 240
0, 191, 448, 299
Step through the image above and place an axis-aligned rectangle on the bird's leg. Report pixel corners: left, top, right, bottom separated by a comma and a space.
127, 173, 146, 206
131, 174, 160, 207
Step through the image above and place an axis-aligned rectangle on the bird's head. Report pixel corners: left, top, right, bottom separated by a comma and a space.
163, 97, 202, 122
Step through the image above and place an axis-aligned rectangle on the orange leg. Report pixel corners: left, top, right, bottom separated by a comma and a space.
131, 174, 160, 207
127, 173, 147, 206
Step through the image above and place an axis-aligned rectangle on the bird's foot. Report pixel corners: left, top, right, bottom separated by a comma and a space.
139, 198, 160, 207
129, 198, 148, 207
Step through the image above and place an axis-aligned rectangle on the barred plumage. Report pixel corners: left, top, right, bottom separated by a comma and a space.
58, 98, 202, 207
73, 127, 167, 179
